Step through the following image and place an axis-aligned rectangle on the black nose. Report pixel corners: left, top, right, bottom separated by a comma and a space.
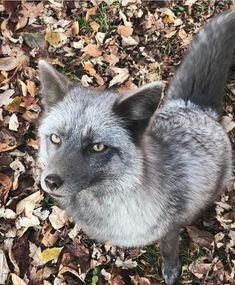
45, 174, 63, 191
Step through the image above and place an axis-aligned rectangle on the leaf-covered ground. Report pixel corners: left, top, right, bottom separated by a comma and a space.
0, 1, 235, 284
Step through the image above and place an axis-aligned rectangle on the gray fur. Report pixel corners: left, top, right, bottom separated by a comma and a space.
38, 11, 234, 285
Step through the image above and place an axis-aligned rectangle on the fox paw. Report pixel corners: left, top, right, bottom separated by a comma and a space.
162, 260, 181, 285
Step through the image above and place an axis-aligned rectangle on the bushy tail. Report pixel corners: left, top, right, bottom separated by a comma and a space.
166, 10, 235, 114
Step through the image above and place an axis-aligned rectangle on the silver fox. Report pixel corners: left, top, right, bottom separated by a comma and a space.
38, 11, 235, 285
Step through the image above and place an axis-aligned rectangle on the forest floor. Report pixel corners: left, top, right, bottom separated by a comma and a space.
0, 1, 234, 284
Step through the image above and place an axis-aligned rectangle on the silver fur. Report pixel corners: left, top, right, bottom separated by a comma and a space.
38, 11, 235, 285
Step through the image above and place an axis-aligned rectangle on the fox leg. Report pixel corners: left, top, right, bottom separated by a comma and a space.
160, 228, 181, 285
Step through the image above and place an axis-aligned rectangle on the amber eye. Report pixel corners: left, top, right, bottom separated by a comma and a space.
92, 143, 106, 152
50, 133, 61, 145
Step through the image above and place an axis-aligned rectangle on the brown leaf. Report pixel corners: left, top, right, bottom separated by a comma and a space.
5, 96, 24, 113
2, 0, 20, 17
94, 74, 105, 86
0, 173, 12, 202
0, 89, 15, 107
82, 44, 102, 58
0, 249, 10, 284
0, 130, 17, 153
23, 32, 47, 49
26, 80, 37, 97
45, 32, 67, 47
10, 273, 27, 285
90, 21, 100, 32
189, 257, 213, 279
85, 6, 97, 21
83, 62, 96, 76
103, 53, 119, 66
117, 25, 133, 37
187, 226, 214, 248
27, 138, 39, 150
111, 274, 124, 285
0, 57, 19, 71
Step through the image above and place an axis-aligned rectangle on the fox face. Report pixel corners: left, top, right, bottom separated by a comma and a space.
39, 88, 140, 203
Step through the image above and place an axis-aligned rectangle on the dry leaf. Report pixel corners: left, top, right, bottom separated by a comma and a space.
81, 75, 93, 87
83, 62, 96, 76
187, 226, 214, 248
109, 67, 129, 87
8, 114, 19, 131
16, 191, 44, 216
40, 247, 64, 264
90, 21, 100, 32
49, 206, 68, 230
221, 116, 235, 133
189, 257, 212, 279
0, 207, 16, 219
10, 273, 27, 285
0, 173, 12, 202
0, 249, 10, 284
121, 36, 139, 47
82, 44, 102, 57
95, 32, 106, 44
29, 242, 42, 267
117, 25, 133, 37
18, 215, 40, 228
45, 32, 67, 47
0, 89, 15, 107
0, 57, 19, 71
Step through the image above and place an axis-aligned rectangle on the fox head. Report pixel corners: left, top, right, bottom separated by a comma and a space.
38, 60, 163, 211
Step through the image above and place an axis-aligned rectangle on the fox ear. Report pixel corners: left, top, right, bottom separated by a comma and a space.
38, 60, 74, 108
113, 81, 164, 121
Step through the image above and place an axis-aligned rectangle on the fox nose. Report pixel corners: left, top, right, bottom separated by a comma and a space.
44, 174, 63, 191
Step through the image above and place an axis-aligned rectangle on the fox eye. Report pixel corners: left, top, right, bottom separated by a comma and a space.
92, 143, 107, 152
50, 133, 61, 145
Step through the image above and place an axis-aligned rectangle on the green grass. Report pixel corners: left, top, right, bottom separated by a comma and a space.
75, 2, 120, 36
60, 66, 80, 81
94, 2, 117, 33
76, 14, 91, 35
136, 245, 161, 276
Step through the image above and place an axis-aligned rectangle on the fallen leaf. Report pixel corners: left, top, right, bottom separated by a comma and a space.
0, 89, 15, 107
95, 32, 106, 44
121, 36, 139, 47
117, 25, 133, 37
27, 138, 39, 150
49, 206, 68, 230
81, 75, 93, 87
0, 130, 17, 153
94, 74, 105, 86
0, 57, 19, 71
29, 242, 42, 267
83, 62, 96, 76
187, 226, 214, 248
189, 257, 212, 279
109, 67, 129, 87
221, 116, 235, 133
90, 21, 100, 32
8, 113, 19, 131
86, 6, 97, 21
23, 32, 47, 49
45, 32, 67, 47
0, 249, 10, 284
0, 173, 12, 201
82, 44, 102, 57
10, 273, 27, 285
5, 96, 24, 113
40, 247, 64, 264
16, 191, 44, 216
0, 207, 16, 219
